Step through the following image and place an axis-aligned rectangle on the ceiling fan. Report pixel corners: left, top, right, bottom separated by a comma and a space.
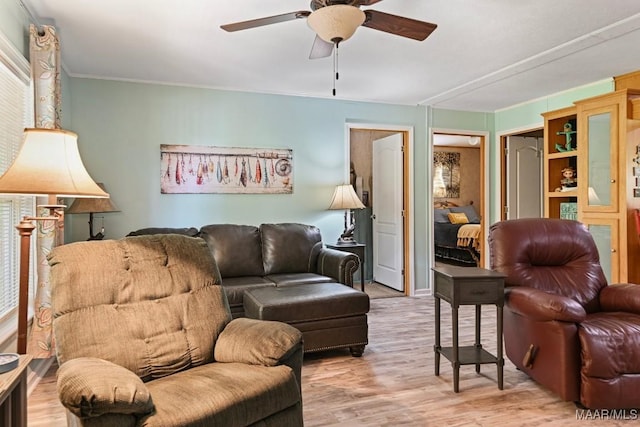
220, 0, 437, 59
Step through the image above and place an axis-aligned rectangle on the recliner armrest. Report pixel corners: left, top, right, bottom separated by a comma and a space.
215, 317, 303, 366
600, 283, 640, 314
506, 287, 586, 322
57, 357, 154, 418
316, 248, 360, 287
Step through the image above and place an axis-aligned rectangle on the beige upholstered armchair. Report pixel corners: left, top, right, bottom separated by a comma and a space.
50, 234, 304, 427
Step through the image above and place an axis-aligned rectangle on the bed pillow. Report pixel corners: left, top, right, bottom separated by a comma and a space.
448, 212, 469, 224
450, 205, 480, 223
434, 208, 451, 223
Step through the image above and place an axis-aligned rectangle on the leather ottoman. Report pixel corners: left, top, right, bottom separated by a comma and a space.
243, 282, 370, 356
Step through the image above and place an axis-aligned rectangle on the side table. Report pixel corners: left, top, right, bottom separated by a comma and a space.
0, 354, 32, 427
432, 265, 505, 392
326, 243, 366, 291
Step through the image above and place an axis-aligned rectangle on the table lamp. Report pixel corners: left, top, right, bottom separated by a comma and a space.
66, 183, 120, 240
328, 184, 365, 244
0, 128, 107, 354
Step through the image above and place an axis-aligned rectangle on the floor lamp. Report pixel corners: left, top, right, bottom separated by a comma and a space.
328, 184, 365, 244
0, 128, 107, 354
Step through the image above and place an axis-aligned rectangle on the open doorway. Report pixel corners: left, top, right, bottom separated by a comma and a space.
499, 128, 544, 220
432, 132, 486, 268
348, 125, 413, 295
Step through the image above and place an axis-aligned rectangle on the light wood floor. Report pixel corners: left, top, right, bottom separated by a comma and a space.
28, 295, 626, 426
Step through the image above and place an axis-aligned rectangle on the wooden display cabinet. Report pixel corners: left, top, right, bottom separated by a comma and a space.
543, 89, 640, 284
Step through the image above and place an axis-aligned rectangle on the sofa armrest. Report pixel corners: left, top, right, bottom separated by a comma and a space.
600, 283, 640, 314
316, 248, 360, 287
215, 317, 303, 366
506, 287, 586, 322
57, 357, 154, 418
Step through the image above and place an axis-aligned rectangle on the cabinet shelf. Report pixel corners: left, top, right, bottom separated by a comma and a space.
547, 151, 578, 160
547, 191, 577, 197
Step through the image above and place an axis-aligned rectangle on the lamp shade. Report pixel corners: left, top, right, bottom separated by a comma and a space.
66, 183, 119, 214
0, 128, 107, 198
307, 5, 365, 43
328, 184, 365, 210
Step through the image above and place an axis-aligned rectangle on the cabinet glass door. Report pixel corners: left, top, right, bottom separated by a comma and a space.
583, 218, 619, 284
580, 104, 618, 213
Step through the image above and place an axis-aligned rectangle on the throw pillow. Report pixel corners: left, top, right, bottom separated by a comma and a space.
434, 208, 451, 223
450, 205, 481, 223
448, 212, 469, 224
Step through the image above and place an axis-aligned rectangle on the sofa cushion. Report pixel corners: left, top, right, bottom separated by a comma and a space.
221, 276, 275, 308
200, 224, 265, 278
261, 223, 323, 275
140, 362, 300, 427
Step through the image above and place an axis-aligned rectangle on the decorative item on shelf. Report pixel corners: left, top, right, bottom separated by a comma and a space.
0, 353, 19, 373
555, 122, 577, 152
0, 128, 107, 354
560, 202, 578, 220
66, 183, 120, 240
555, 166, 577, 192
328, 184, 365, 244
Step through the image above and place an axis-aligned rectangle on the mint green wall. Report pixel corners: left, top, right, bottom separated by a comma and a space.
0, 0, 30, 56
66, 78, 430, 287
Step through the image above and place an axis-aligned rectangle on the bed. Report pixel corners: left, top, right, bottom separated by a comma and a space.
433, 201, 481, 266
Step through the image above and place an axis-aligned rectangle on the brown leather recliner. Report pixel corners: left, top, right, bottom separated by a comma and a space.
488, 218, 640, 409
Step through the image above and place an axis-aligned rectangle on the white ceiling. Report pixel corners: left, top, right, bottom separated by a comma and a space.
21, 0, 640, 112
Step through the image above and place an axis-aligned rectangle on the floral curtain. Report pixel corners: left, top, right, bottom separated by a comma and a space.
26, 24, 61, 358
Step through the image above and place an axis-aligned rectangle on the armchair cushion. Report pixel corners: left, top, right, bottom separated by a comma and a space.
600, 283, 640, 314
506, 286, 587, 322
57, 357, 154, 418
215, 317, 303, 366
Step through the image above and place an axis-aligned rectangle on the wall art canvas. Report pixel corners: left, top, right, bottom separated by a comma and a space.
433, 151, 461, 198
161, 144, 293, 194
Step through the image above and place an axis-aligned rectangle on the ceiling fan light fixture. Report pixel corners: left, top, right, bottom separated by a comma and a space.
307, 5, 365, 43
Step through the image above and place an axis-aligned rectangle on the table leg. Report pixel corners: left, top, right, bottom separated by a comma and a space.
497, 304, 504, 390
452, 304, 459, 393
434, 297, 441, 376
475, 304, 481, 373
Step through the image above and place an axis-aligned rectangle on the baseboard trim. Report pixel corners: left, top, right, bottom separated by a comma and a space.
27, 356, 54, 396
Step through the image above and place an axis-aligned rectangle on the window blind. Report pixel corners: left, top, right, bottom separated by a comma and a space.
0, 31, 34, 321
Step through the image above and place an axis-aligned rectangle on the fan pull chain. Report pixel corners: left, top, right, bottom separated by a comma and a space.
333, 41, 340, 96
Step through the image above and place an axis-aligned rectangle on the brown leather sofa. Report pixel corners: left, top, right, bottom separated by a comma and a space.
51, 234, 304, 426
129, 223, 361, 318
488, 218, 640, 409
127, 223, 368, 356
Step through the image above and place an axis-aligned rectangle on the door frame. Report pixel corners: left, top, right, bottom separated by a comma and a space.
346, 123, 415, 295
429, 128, 490, 272
497, 124, 544, 221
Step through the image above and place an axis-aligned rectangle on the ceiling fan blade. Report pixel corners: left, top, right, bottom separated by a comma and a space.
356, 0, 385, 5
309, 34, 334, 59
363, 10, 437, 41
221, 11, 311, 32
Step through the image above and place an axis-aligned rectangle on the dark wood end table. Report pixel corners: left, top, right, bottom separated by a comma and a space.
432, 265, 505, 393
326, 243, 366, 291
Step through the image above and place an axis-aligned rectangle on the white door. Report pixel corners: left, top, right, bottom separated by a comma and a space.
372, 133, 403, 291
507, 136, 543, 219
